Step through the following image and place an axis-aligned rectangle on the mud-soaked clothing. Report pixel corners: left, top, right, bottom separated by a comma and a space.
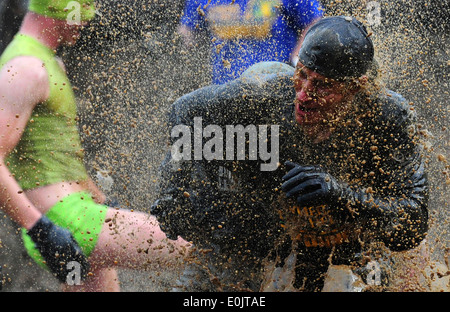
152, 62, 428, 291
21, 192, 108, 272
0, 34, 103, 273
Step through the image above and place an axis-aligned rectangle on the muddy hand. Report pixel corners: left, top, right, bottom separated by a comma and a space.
27, 216, 90, 283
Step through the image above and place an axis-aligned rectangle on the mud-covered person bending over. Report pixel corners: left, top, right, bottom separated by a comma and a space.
152, 16, 429, 292
0, 0, 191, 291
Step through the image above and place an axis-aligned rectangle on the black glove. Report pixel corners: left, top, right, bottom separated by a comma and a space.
281, 161, 345, 207
27, 216, 90, 283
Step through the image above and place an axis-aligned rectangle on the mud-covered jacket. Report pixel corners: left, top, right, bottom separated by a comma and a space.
151, 63, 428, 258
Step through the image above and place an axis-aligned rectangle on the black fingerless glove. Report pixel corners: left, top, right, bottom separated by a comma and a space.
27, 216, 90, 283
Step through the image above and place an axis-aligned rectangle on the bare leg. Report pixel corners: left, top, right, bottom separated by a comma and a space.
76, 207, 191, 291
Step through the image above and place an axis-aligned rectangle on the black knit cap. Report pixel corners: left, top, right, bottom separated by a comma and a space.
298, 16, 374, 79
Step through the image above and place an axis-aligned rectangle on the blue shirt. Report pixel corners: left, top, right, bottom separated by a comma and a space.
181, 0, 323, 84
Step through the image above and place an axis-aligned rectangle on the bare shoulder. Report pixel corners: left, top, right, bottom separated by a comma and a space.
0, 55, 49, 104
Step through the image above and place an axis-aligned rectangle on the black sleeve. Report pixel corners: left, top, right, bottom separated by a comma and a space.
343, 91, 429, 251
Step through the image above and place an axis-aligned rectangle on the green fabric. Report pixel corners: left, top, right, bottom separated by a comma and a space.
21, 192, 108, 269
28, 0, 96, 22
0, 34, 89, 190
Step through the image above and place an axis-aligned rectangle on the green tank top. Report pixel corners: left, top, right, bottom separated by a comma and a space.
1, 34, 88, 190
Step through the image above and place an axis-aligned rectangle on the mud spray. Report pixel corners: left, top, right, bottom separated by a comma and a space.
0, 0, 448, 292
